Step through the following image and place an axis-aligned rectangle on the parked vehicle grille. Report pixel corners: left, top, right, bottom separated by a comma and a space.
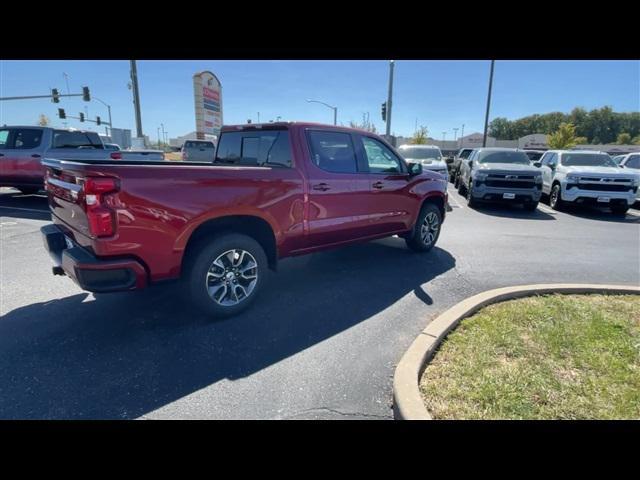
485, 180, 536, 189
577, 184, 631, 192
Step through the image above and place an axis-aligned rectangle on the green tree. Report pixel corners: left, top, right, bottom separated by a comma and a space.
633, 135, 640, 145
410, 126, 429, 144
616, 132, 632, 144
548, 123, 579, 149
575, 136, 588, 145
489, 117, 513, 139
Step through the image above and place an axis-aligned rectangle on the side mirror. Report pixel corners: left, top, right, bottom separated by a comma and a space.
408, 162, 423, 176
533, 161, 542, 168
445, 157, 454, 164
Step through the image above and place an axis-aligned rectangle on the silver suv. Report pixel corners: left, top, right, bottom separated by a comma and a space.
396, 144, 448, 181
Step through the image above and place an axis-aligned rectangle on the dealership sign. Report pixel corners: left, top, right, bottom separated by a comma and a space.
193, 71, 223, 139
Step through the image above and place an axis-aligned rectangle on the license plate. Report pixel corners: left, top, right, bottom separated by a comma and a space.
503, 193, 516, 199
65, 236, 74, 249
597, 196, 610, 203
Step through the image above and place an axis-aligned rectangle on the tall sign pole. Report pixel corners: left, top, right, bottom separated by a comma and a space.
385, 60, 395, 137
130, 60, 143, 139
482, 60, 495, 148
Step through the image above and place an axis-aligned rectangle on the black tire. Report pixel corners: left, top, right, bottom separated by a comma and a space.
18, 187, 41, 195
610, 204, 629, 216
405, 203, 442, 253
183, 233, 268, 318
549, 184, 564, 211
523, 201, 538, 212
456, 175, 466, 195
466, 180, 477, 208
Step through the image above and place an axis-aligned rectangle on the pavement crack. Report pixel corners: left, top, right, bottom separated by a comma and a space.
283, 407, 391, 420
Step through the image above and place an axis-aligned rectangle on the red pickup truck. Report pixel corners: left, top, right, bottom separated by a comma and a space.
41, 122, 447, 317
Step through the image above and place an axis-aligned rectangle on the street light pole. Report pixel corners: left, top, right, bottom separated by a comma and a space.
385, 60, 395, 137
306, 99, 337, 126
442, 131, 447, 145
93, 97, 113, 136
453, 128, 459, 142
130, 60, 143, 139
160, 123, 166, 147
482, 60, 495, 148
460, 124, 465, 147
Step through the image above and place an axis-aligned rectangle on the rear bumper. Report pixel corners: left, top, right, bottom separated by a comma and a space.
41, 224, 147, 293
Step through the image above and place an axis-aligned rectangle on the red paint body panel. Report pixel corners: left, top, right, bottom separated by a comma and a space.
44, 123, 447, 287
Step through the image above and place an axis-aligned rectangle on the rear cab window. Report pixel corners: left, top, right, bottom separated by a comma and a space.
185, 141, 215, 149
215, 129, 292, 167
53, 130, 103, 149
306, 130, 358, 174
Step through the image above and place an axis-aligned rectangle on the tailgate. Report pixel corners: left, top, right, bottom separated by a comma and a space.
43, 160, 95, 240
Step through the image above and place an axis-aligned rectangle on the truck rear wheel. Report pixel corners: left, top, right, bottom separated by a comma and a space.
184, 233, 268, 318
405, 203, 442, 253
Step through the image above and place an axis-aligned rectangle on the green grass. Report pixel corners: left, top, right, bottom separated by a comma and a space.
419, 294, 640, 419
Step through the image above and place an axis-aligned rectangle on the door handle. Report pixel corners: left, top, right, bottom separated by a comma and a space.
31, 154, 42, 158
372, 181, 384, 189
312, 183, 330, 191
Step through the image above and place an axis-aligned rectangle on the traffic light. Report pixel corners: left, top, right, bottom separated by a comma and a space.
51, 88, 60, 103
96, 116, 101, 126
58, 108, 66, 119
381, 102, 387, 122
79, 112, 85, 122
82, 86, 90, 102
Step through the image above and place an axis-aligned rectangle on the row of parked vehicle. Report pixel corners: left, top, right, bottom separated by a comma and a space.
438, 146, 639, 215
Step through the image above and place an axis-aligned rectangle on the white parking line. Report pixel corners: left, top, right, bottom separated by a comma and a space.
446, 186, 464, 209
537, 203, 556, 214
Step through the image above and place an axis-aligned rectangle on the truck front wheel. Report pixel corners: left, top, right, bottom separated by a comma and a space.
610, 204, 629, 216
549, 184, 565, 211
406, 203, 442, 253
184, 233, 268, 318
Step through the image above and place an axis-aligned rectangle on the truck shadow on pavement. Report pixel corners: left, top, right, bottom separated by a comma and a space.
471, 203, 556, 220
0, 239, 455, 419
0, 190, 50, 221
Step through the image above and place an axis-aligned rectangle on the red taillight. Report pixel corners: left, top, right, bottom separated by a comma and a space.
110, 152, 122, 160
83, 176, 119, 238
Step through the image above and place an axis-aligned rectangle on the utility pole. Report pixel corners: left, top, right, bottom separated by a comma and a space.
63, 73, 71, 95
130, 60, 143, 138
157, 127, 161, 148
257, 112, 260, 123
453, 127, 459, 142
160, 123, 166, 147
482, 60, 495, 148
460, 124, 465, 147
442, 131, 447, 145
385, 60, 395, 137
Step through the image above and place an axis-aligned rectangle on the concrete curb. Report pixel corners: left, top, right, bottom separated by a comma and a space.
392, 283, 640, 420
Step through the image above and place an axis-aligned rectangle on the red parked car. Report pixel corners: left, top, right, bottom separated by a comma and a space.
41, 122, 448, 317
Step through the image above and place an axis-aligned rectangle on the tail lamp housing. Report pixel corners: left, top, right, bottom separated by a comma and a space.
83, 177, 119, 238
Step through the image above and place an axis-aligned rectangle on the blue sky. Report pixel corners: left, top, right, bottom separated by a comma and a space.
1, 60, 638, 141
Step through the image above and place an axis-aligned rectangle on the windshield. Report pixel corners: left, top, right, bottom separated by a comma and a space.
400, 147, 441, 160
478, 151, 531, 165
561, 153, 618, 167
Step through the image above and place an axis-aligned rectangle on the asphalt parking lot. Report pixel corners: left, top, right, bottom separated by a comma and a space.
1, 186, 639, 419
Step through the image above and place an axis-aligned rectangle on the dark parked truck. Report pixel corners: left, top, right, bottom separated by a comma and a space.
456, 148, 543, 211
41, 122, 448, 317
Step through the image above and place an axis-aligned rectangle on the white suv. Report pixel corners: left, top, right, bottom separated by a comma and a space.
536, 150, 640, 215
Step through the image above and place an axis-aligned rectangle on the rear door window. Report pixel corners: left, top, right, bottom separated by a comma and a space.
13, 129, 43, 149
307, 130, 358, 174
